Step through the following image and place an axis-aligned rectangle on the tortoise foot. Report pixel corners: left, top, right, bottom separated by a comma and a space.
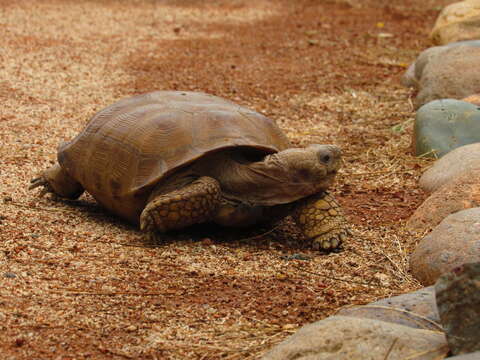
29, 164, 84, 199
29, 176, 54, 197
311, 227, 350, 252
293, 191, 350, 252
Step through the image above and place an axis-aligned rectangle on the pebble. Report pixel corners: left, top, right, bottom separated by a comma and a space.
419, 143, 480, 193
430, 0, 480, 45
410, 208, 480, 285
413, 99, 480, 158
3, 272, 17, 279
261, 316, 447, 360
435, 262, 480, 355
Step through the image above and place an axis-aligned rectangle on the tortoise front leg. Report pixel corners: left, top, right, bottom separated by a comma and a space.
140, 176, 222, 233
292, 191, 349, 251
30, 163, 84, 199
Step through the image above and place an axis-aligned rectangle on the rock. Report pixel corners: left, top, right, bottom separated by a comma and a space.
419, 143, 480, 193
413, 99, 480, 158
462, 93, 480, 105
401, 41, 480, 89
406, 45, 480, 109
261, 316, 448, 360
430, 0, 480, 45
435, 262, 480, 355
407, 170, 480, 232
409, 208, 480, 286
337, 286, 441, 331
445, 352, 480, 359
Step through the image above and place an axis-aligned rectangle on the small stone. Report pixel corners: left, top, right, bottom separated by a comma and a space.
410, 208, 480, 285
126, 325, 137, 332
413, 99, 480, 158
15, 338, 25, 347
281, 253, 311, 261
3, 272, 17, 279
435, 262, 480, 355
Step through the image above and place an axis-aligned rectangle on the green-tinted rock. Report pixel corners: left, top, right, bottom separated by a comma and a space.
414, 99, 480, 158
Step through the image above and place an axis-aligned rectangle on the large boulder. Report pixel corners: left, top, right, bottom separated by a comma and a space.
419, 143, 480, 193
401, 40, 480, 89
402, 45, 480, 109
407, 169, 480, 232
413, 99, 480, 158
409, 208, 480, 286
261, 316, 447, 360
435, 262, 480, 355
430, 0, 480, 45
337, 286, 441, 331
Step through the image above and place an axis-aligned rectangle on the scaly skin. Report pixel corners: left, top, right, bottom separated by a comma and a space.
29, 164, 84, 199
292, 192, 349, 251
140, 177, 222, 232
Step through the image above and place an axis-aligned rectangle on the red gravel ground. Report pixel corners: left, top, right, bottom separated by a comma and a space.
0, 0, 451, 358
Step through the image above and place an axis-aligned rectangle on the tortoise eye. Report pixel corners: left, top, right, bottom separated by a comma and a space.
320, 154, 331, 164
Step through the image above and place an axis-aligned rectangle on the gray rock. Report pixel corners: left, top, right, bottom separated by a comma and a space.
419, 143, 480, 193
402, 41, 480, 89
445, 352, 480, 359
410, 208, 480, 286
414, 99, 480, 158
407, 170, 480, 233
435, 262, 480, 355
406, 45, 480, 109
337, 286, 441, 331
261, 316, 448, 360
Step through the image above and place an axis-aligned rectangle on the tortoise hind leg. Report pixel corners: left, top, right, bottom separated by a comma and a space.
140, 176, 222, 233
30, 163, 84, 199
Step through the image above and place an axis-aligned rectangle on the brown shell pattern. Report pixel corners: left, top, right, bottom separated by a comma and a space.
58, 91, 290, 222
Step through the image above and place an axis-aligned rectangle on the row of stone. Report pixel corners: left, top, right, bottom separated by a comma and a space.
262, 263, 480, 359
401, 3, 480, 287
263, 2, 480, 358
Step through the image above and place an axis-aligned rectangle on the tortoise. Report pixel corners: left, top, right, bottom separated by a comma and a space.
30, 91, 349, 250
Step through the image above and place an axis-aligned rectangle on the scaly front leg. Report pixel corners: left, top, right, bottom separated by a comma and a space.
140, 176, 222, 233
292, 191, 350, 251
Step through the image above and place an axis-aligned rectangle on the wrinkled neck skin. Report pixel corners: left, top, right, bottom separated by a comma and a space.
196, 146, 340, 206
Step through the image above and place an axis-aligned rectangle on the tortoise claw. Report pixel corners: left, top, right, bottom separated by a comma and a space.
311, 228, 350, 252
29, 176, 53, 197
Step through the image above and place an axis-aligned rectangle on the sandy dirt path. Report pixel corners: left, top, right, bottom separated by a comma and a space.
0, 0, 447, 358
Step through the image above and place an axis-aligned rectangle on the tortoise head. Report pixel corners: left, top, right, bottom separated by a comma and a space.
236, 144, 342, 205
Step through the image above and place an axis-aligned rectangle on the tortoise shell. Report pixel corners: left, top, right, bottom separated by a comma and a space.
58, 91, 291, 223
